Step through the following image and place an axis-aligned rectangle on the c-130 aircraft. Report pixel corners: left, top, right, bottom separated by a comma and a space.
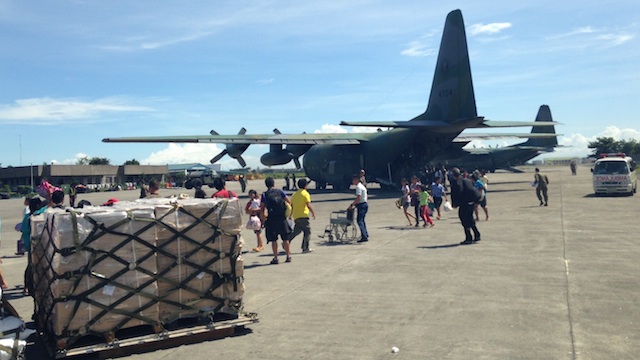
103, 9, 557, 191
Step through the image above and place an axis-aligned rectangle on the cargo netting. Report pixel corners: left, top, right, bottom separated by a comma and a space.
30, 198, 245, 349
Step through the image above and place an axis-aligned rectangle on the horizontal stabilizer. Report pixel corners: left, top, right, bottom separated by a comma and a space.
340, 119, 558, 129
472, 120, 560, 128
340, 120, 451, 128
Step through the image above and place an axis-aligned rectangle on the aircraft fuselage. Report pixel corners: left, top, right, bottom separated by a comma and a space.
303, 128, 459, 189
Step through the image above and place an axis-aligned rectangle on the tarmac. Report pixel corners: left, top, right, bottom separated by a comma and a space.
0, 165, 638, 359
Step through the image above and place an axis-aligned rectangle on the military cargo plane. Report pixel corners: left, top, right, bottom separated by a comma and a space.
103, 10, 557, 190
432, 105, 560, 173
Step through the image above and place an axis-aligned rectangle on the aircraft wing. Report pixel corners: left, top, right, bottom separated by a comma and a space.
340, 120, 452, 128
102, 133, 368, 145
454, 132, 562, 141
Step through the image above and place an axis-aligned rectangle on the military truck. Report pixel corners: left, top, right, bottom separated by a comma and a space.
184, 168, 217, 189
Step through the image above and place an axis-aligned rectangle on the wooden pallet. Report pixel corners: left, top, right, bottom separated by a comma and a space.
46, 312, 258, 359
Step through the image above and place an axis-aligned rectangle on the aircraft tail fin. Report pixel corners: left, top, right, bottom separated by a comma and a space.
521, 105, 558, 148
413, 9, 477, 123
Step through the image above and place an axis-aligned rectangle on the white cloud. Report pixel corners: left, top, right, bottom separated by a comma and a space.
313, 123, 377, 134
256, 78, 274, 85
468, 22, 512, 36
100, 31, 214, 52
599, 125, 640, 141
401, 40, 435, 57
465, 126, 640, 161
539, 126, 640, 159
547, 26, 634, 48
596, 33, 634, 46
314, 124, 348, 134
0, 97, 153, 123
140, 143, 223, 165
548, 26, 597, 39
64, 153, 90, 165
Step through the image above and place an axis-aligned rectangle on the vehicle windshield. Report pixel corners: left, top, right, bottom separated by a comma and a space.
594, 161, 629, 175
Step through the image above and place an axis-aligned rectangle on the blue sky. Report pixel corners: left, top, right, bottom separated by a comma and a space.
1, 1, 639, 170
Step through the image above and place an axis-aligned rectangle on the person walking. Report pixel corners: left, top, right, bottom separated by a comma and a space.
430, 177, 447, 220
472, 170, 489, 221
409, 175, 422, 227
239, 175, 247, 193
348, 174, 369, 242
245, 189, 264, 252
359, 169, 367, 188
284, 173, 291, 191
69, 183, 77, 208
139, 179, 147, 199
400, 178, 415, 226
450, 167, 482, 245
261, 177, 293, 264
289, 179, 316, 253
419, 185, 435, 227
534, 168, 549, 206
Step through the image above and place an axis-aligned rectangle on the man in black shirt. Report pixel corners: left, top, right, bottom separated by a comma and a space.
450, 168, 481, 245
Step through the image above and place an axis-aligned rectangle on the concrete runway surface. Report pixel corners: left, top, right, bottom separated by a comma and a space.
0, 165, 637, 359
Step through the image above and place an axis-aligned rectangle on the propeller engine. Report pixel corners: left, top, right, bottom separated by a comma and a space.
209, 128, 250, 168
259, 129, 312, 169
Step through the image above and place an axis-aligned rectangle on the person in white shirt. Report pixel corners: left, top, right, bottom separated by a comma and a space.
348, 174, 369, 242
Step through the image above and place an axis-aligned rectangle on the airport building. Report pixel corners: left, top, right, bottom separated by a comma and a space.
0, 164, 168, 191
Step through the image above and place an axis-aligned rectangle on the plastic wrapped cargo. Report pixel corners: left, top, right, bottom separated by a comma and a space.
31, 198, 245, 351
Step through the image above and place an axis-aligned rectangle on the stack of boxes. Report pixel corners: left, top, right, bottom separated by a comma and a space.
31, 198, 244, 348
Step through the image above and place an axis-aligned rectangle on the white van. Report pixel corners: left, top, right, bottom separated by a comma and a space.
591, 153, 637, 195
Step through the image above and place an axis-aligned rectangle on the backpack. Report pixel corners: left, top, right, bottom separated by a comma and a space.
265, 189, 287, 218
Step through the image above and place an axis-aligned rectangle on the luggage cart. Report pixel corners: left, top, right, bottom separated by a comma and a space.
319, 209, 357, 243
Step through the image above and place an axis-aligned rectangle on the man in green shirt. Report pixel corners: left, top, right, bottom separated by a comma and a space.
534, 168, 549, 206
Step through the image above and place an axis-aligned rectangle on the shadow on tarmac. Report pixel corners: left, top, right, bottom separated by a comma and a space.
583, 193, 634, 198
418, 243, 464, 249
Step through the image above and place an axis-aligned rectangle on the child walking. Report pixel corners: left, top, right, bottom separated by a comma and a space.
245, 189, 265, 252
419, 185, 435, 228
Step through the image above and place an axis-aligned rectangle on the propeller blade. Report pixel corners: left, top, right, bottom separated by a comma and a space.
293, 157, 302, 170
210, 130, 219, 135
273, 128, 282, 135
238, 127, 247, 135
210, 149, 228, 164
237, 156, 247, 168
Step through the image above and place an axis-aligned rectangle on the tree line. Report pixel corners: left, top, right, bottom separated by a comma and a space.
588, 137, 640, 158
75, 157, 140, 165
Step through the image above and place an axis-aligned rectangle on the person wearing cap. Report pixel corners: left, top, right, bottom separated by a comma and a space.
450, 167, 482, 245
289, 178, 316, 253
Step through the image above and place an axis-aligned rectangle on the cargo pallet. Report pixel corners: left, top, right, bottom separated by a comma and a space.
44, 312, 258, 359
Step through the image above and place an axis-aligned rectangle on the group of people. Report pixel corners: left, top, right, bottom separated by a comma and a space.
400, 176, 439, 228
241, 171, 371, 265
283, 173, 298, 191
244, 177, 317, 264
